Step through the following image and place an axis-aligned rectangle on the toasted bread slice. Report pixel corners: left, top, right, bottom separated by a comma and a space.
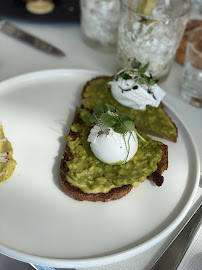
82, 76, 178, 142
59, 75, 175, 202
59, 110, 168, 202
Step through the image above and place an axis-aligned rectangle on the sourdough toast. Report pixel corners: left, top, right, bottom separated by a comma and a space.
59, 110, 168, 202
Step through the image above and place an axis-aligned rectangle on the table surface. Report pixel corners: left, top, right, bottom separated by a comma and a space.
0, 13, 201, 270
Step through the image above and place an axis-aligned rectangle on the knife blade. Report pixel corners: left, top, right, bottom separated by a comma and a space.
0, 18, 65, 56
29, 263, 76, 270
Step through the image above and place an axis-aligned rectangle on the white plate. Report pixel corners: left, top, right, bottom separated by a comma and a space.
0, 69, 200, 268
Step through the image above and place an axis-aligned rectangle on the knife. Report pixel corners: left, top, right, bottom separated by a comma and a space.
30, 263, 76, 270
149, 194, 202, 270
0, 18, 65, 56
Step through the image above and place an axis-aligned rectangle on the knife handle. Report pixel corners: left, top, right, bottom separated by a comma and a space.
150, 203, 202, 270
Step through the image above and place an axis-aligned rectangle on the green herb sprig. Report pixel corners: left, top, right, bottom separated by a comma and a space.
88, 104, 145, 164
114, 59, 159, 99
88, 104, 135, 135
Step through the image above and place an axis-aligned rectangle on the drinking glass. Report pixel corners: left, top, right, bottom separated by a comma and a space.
80, 0, 120, 52
117, 0, 191, 81
181, 27, 202, 107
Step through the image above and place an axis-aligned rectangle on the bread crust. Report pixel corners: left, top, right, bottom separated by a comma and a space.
59, 168, 133, 202
147, 144, 168, 186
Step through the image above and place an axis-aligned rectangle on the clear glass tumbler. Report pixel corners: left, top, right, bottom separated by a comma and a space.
181, 27, 202, 107
117, 0, 191, 81
80, 0, 120, 52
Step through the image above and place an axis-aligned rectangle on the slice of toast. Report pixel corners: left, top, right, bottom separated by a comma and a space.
59, 110, 168, 202
82, 76, 178, 142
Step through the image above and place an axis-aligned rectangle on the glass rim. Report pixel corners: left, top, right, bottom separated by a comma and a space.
188, 26, 202, 56
121, 0, 191, 21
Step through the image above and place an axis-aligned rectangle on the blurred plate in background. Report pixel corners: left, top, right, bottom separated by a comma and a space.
0, 0, 80, 22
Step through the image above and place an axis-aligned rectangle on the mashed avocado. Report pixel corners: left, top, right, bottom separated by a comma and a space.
82, 77, 177, 138
64, 108, 162, 194
0, 124, 17, 183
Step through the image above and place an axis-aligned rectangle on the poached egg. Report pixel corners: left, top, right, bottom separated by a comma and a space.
88, 125, 138, 164
108, 69, 165, 111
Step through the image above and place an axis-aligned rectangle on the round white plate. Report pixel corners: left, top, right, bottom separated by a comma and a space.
0, 69, 200, 268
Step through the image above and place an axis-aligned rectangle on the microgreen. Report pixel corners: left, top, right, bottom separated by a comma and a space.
123, 120, 136, 132
114, 123, 127, 134
113, 58, 159, 98
88, 104, 136, 135
88, 104, 145, 164
139, 62, 149, 74
100, 113, 118, 127
93, 104, 105, 116
119, 114, 132, 122
88, 114, 97, 124
119, 72, 132, 80
103, 104, 116, 113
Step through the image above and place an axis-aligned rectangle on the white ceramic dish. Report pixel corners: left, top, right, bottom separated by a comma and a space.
0, 69, 200, 268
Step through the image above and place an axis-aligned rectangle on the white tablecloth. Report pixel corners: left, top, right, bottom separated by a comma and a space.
0, 16, 201, 270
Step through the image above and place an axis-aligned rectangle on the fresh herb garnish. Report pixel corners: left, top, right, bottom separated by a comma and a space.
88, 104, 145, 164
113, 58, 159, 98
88, 104, 135, 135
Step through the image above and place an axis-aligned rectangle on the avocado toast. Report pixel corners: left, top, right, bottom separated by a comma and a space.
59, 108, 168, 202
59, 73, 177, 202
82, 76, 178, 142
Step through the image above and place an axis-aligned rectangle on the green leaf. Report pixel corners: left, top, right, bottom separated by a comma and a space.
139, 77, 148, 85
124, 120, 135, 131
149, 78, 156, 85
119, 114, 132, 122
114, 123, 127, 134
100, 113, 118, 127
139, 62, 149, 74
104, 104, 116, 113
88, 114, 97, 124
93, 104, 104, 116
121, 73, 132, 80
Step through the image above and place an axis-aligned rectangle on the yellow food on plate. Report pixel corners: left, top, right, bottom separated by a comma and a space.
0, 124, 17, 183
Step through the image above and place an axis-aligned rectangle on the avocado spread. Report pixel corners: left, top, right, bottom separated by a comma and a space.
0, 124, 17, 183
64, 108, 162, 194
82, 77, 177, 138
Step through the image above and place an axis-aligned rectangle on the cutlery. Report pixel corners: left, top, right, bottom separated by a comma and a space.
30, 263, 76, 270
30, 265, 58, 270
149, 179, 202, 270
0, 18, 65, 56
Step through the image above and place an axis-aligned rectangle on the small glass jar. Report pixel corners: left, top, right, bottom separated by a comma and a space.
80, 0, 120, 52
